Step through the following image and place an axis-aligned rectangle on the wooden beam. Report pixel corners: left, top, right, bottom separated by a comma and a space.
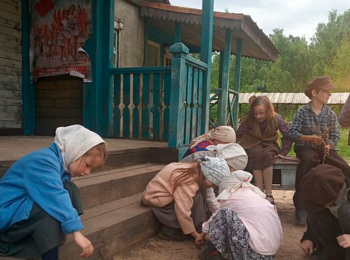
83, 0, 114, 136
217, 29, 232, 125
199, 0, 213, 133
233, 38, 242, 129
174, 22, 181, 42
168, 42, 188, 150
22, 0, 35, 135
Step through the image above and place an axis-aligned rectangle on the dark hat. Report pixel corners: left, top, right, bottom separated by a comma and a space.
304, 76, 336, 99
300, 164, 345, 213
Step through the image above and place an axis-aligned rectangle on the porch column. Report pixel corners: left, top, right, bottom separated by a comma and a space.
22, 0, 35, 135
168, 43, 188, 156
233, 38, 242, 129
217, 29, 232, 125
83, 0, 114, 136
200, 0, 214, 133
175, 22, 181, 42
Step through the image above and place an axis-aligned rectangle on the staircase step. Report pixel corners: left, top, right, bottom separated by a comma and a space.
101, 147, 178, 171
59, 193, 159, 260
0, 194, 159, 260
74, 163, 165, 210
0, 142, 177, 260
0, 146, 178, 179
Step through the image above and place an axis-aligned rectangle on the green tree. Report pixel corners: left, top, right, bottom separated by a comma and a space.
324, 39, 350, 91
266, 29, 313, 92
310, 10, 350, 76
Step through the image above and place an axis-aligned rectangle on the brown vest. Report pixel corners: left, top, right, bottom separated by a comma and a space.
239, 114, 279, 150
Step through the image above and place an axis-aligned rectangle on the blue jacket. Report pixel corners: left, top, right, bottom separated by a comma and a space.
0, 143, 83, 234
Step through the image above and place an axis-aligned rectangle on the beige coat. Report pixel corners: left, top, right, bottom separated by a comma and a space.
142, 163, 199, 234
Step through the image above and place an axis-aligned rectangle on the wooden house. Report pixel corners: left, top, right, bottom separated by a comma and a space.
0, 0, 278, 156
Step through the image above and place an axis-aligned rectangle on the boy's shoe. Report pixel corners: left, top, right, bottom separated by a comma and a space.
198, 248, 225, 260
266, 195, 275, 205
295, 209, 307, 225
158, 225, 190, 241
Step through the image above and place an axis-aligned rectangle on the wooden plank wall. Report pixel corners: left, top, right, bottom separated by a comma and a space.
35, 75, 83, 135
0, 0, 22, 129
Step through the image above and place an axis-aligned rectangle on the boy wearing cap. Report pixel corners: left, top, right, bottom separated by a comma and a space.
299, 164, 350, 260
289, 76, 350, 225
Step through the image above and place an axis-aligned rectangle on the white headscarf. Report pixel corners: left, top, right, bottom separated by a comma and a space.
54, 124, 106, 172
189, 126, 236, 149
206, 143, 248, 170
216, 170, 266, 200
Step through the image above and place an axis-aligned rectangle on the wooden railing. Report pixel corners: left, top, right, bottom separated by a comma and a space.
110, 67, 171, 140
209, 88, 239, 128
109, 42, 208, 155
168, 43, 208, 156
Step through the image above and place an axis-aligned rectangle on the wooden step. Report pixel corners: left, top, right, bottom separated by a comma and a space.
0, 146, 178, 179
99, 147, 178, 171
59, 193, 159, 260
75, 163, 165, 210
0, 194, 159, 260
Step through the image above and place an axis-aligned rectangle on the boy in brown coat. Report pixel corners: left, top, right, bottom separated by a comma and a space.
300, 164, 350, 260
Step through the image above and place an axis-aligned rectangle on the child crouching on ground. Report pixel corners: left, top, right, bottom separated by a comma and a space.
0, 125, 107, 260
198, 170, 283, 260
299, 164, 350, 260
181, 143, 248, 214
142, 157, 231, 243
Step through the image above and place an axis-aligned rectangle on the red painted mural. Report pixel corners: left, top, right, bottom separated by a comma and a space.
31, 0, 92, 82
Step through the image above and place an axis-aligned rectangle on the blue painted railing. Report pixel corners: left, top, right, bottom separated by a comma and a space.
168, 43, 208, 156
109, 43, 208, 152
110, 67, 171, 140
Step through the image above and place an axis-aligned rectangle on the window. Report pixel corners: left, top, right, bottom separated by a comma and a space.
145, 40, 160, 66
112, 29, 119, 68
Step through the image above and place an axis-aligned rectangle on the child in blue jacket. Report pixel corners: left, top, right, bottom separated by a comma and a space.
0, 125, 107, 260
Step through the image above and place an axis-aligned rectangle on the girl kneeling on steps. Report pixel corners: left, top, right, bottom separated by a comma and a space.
142, 157, 230, 243
0, 125, 107, 260
236, 96, 292, 204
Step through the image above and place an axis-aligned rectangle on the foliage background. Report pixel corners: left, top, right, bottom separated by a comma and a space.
209, 9, 350, 122
209, 9, 350, 160
211, 10, 350, 94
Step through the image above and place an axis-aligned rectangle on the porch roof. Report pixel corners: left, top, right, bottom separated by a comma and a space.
140, 2, 279, 62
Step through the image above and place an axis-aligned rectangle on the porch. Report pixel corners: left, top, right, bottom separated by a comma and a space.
18, 0, 279, 159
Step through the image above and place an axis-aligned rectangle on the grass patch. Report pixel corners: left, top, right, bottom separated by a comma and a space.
337, 128, 350, 163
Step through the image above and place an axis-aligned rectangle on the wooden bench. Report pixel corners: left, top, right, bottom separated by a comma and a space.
273, 156, 300, 186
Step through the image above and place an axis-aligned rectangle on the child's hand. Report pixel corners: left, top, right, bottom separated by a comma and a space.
192, 231, 206, 245
73, 231, 94, 258
301, 239, 313, 256
310, 135, 323, 145
324, 144, 331, 155
337, 234, 350, 248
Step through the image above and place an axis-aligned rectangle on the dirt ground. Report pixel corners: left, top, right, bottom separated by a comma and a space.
114, 189, 311, 260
